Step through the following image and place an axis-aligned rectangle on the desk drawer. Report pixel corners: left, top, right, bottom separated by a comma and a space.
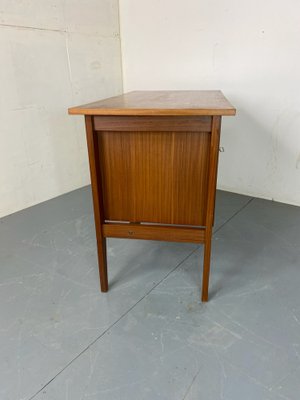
93, 116, 212, 132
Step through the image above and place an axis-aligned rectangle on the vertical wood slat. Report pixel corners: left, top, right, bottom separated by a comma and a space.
201, 116, 222, 301
85, 116, 108, 292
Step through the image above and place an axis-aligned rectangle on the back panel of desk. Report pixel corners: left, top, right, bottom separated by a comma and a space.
93, 116, 213, 226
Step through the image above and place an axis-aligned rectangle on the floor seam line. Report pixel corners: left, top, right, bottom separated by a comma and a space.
28, 247, 199, 400
214, 197, 254, 235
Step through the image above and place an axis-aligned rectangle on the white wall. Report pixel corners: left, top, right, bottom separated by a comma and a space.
0, 0, 122, 218
119, 0, 300, 206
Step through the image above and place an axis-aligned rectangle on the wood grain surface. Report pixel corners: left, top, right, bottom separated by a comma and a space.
69, 91, 236, 116
98, 129, 210, 226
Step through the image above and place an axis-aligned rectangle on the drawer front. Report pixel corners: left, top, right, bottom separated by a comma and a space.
93, 115, 212, 132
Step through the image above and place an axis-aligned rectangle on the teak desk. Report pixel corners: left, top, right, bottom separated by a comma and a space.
69, 91, 236, 301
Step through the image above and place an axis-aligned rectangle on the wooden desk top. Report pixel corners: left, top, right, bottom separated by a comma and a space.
68, 90, 236, 116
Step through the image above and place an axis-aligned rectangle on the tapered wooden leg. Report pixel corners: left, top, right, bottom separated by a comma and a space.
201, 116, 221, 301
97, 237, 108, 292
85, 115, 109, 293
201, 230, 212, 302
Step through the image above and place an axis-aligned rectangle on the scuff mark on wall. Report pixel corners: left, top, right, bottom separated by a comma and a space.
212, 42, 219, 71
90, 61, 102, 70
0, 22, 66, 33
296, 153, 300, 169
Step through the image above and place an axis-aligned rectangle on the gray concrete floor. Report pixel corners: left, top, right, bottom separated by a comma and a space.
1, 187, 300, 400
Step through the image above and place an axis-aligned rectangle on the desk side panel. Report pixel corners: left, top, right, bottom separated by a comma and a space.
96, 119, 211, 226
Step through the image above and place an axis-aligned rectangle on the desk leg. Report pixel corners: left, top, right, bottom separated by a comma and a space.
85, 116, 108, 292
202, 228, 212, 302
96, 237, 108, 292
201, 116, 221, 302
